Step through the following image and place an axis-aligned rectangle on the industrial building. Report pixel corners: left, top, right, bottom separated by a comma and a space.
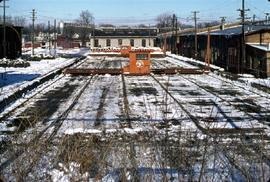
58, 23, 158, 48
158, 24, 270, 78
0, 25, 22, 59
90, 27, 157, 47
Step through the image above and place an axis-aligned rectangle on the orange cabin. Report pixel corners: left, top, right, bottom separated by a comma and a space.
123, 49, 151, 75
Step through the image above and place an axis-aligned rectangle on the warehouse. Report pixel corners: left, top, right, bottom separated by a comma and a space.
89, 27, 158, 48
59, 23, 158, 48
246, 43, 270, 77
0, 25, 22, 59
166, 25, 270, 77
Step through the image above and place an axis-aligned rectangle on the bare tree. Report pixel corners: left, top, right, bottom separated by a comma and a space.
156, 13, 174, 29
0, 15, 13, 25
12, 16, 26, 27
76, 10, 94, 47
198, 21, 220, 28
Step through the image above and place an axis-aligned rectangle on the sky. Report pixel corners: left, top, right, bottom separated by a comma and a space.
5, 0, 270, 25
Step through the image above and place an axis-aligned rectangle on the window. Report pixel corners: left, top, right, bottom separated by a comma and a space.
130, 39, 134, 46
94, 39, 99, 47
118, 39, 122, 46
142, 39, 146, 47
136, 54, 148, 60
106, 39, 111, 47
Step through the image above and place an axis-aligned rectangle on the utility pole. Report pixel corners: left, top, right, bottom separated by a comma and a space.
220, 16, 226, 30
205, 28, 211, 70
148, 24, 151, 47
31, 9, 36, 56
175, 16, 178, 54
54, 19, 57, 50
93, 23, 96, 47
265, 13, 270, 24
3, 0, 6, 59
253, 14, 256, 22
237, 0, 250, 73
48, 21, 51, 50
172, 14, 176, 53
192, 11, 199, 59
0, 0, 8, 79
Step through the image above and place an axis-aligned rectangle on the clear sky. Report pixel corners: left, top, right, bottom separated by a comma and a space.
5, 0, 270, 25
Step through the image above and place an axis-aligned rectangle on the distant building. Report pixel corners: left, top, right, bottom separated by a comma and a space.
0, 25, 22, 59
59, 24, 158, 48
90, 27, 158, 48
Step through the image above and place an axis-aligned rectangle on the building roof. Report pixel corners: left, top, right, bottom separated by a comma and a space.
202, 25, 270, 36
94, 28, 158, 37
247, 43, 270, 52
179, 24, 270, 37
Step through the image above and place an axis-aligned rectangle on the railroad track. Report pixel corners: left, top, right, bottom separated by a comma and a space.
121, 74, 132, 128
154, 57, 269, 126
152, 55, 270, 168
0, 57, 106, 173
150, 73, 270, 179
180, 74, 270, 124
0, 56, 89, 122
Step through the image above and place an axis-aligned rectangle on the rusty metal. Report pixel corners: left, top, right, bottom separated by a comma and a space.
65, 68, 123, 76
65, 67, 206, 76
151, 68, 205, 75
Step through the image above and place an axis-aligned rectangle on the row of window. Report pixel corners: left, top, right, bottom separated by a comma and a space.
94, 39, 147, 47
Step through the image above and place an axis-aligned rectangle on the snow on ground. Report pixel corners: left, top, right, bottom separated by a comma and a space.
23, 47, 90, 57
0, 48, 89, 103
1, 55, 270, 181
0, 57, 75, 102
168, 53, 224, 71
240, 76, 270, 88
169, 53, 270, 89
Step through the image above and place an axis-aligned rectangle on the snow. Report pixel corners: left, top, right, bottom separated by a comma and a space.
0, 48, 89, 103
0, 57, 75, 102
1, 54, 270, 181
247, 43, 270, 51
168, 53, 225, 71
240, 76, 270, 88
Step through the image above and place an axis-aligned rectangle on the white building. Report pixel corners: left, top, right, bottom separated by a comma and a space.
88, 27, 158, 48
